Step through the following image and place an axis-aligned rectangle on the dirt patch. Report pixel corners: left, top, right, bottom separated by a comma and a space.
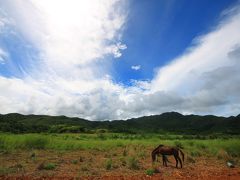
0, 150, 240, 180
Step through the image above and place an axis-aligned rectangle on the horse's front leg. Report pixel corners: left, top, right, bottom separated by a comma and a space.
174, 154, 178, 168
162, 155, 168, 167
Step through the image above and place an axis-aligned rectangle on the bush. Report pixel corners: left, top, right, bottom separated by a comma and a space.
174, 141, 184, 149
127, 157, 140, 170
196, 143, 207, 150
225, 146, 240, 157
145, 168, 155, 176
71, 159, 78, 164
190, 151, 201, 157
105, 158, 113, 170
38, 163, 56, 170
122, 149, 128, 156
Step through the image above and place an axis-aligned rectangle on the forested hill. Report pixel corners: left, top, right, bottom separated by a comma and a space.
0, 112, 239, 134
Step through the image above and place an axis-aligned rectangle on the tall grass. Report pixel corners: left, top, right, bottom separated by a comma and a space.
0, 133, 240, 158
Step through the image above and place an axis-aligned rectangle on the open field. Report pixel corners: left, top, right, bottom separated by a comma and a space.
0, 133, 240, 179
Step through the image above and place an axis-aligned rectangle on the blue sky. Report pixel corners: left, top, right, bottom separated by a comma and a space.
0, 0, 240, 120
113, 0, 238, 84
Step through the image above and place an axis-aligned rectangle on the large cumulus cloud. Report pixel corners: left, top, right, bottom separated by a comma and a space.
0, 1, 240, 120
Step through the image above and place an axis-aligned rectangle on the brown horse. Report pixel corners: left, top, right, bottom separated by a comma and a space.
152, 144, 184, 168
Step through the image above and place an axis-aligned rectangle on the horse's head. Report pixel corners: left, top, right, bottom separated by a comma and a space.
151, 150, 157, 162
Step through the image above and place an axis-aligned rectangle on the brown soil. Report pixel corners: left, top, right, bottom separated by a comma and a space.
0, 150, 239, 180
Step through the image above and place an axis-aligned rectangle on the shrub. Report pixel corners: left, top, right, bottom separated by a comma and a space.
71, 159, 78, 164
217, 149, 229, 160
38, 163, 56, 170
105, 158, 113, 170
174, 141, 184, 149
138, 151, 146, 159
127, 157, 140, 170
96, 129, 108, 133
196, 143, 207, 150
225, 147, 240, 157
145, 168, 155, 176
122, 149, 128, 156
119, 157, 126, 166
190, 151, 201, 157
187, 141, 195, 146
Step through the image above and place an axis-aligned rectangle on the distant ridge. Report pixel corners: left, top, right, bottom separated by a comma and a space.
0, 112, 239, 134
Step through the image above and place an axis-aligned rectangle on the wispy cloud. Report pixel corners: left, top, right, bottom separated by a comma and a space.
0, 48, 7, 64
131, 65, 141, 71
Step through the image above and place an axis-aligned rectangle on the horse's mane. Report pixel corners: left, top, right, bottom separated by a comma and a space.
152, 144, 164, 153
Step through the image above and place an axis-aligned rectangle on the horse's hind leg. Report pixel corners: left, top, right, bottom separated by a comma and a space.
177, 155, 182, 168
174, 154, 178, 168
162, 156, 165, 166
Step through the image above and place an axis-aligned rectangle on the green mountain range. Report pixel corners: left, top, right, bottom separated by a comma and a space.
0, 112, 239, 134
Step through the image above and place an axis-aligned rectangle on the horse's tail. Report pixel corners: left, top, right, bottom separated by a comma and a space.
178, 149, 184, 162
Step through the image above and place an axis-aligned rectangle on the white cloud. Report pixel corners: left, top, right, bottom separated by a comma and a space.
131, 65, 141, 71
0, 2, 240, 120
0, 48, 7, 64
0, 0, 127, 78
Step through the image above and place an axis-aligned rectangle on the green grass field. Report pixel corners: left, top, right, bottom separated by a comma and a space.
1, 133, 240, 158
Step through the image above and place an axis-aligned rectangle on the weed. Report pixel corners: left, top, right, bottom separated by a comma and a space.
188, 141, 195, 146
174, 141, 184, 149
122, 149, 128, 156
138, 151, 146, 159
38, 162, 56, 170
127, 157, 140, 170
79, 156, 84, 162
105, 158, 113, 170
81, 165, 89, 171
119, 157, 127, 166
145, 168, 155, 176
190, 150, 201, 157
196, 143, 207, 150
217, 149, 229, 160
71, 159, 78, 164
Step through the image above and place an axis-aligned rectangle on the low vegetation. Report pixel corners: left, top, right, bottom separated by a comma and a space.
0, 133, 240, 157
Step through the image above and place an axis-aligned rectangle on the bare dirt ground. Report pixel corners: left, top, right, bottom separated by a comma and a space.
0, 150, 240, 180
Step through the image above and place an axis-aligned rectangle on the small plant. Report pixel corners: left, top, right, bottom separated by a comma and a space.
174, 141, 184, 149
38, 162, 56, 170
81, 165, 89, 171
105, 158, 113, 170
71, 159, 78, 164
30, 152, 36, 158
119, 157, 127, 166
145, 168, 155, 176
138, 151, 146, 159
196, 143, 207, 150
79, 156, 84, 162
127, 157, 140, 170
217, 149, 229, 160
123, 149, 128, 156
190, 151, 201, 157
188, 141, 195, 146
